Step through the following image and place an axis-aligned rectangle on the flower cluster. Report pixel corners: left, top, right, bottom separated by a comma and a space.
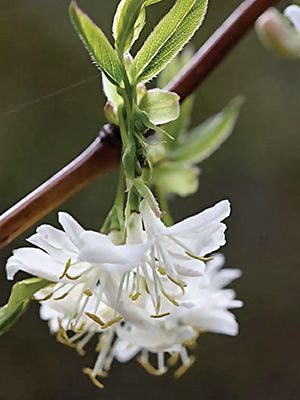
6, 200, 242, 387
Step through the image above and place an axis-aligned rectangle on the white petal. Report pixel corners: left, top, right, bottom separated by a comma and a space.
28, 224, 77, 254
58, 212, 85, 248
113, 339, 140, 363
140, 200, 165, 235
166, 200, 231, 236
285, 5, 300, 33
79, 231, 151, 267
6, 248, 65, 281
183, 309, 239, 336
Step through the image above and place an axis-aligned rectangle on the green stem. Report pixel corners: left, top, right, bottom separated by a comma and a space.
156, 186, 173, 226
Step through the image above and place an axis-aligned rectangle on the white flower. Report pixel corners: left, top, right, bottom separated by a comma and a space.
108, 254, 242, 378
135, 199, 231, 313
6, 212, 150, 282
6, 211, 151, 351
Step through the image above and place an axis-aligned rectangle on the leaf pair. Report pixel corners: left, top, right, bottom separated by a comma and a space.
69, 0, 208, 86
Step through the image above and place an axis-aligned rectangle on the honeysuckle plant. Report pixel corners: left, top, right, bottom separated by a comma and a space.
0, 0, 243, 389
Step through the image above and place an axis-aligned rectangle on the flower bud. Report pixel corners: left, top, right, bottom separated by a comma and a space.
256, 7, 300, 59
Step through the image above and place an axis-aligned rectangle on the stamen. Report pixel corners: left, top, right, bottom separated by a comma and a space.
65, 272, 82, 281
102, 316, 123, 329
83, 368, 104, 389
85, 312, 105, 327
174, 355, 196, 379
157, 352, 167, 374
59, 258, 72, 279
73, 296, 90, 328
84, 289, 93, 297
161, 289, 179, 307
150, 248, 161, 314
167, 353, 180, 367
54, 291, 71, 301
150, 312, 170, 319
76, 331, 94, 356
157, 266, 167, 276
185, 251, 213, 262
167, 274, 186, 293
137, 356, 167, 376
56, 324, 76, 350
130, 292, 141, 301
34, 292, 54, 302
70, 322, 86, 334
92, 330, 114, 377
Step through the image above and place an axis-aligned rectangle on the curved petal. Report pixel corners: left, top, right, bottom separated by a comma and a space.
166, 200, 231, 236
6, 248, 66, 282
58, 212, 85, 248
79, 231, 151, 267
113, 339, 140, 363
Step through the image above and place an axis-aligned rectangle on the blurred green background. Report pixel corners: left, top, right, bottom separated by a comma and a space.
1, 0, 299, 399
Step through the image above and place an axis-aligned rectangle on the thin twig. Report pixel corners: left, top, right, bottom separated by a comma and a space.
0, 0, 280, 249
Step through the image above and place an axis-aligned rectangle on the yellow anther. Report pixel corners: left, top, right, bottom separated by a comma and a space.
56, 326, 76, 350
71, 322, 85, 334
162, 289, 179, 307
183, 334, 199, 350
76, 345, 86, 357
143, 279, 150, 295
157, 266, 167, 276
130, 292, 141, 301
59, 258, 72, 279
137, 357, 168, 376
34, 292, 54, 302
167, 274, 186, 293
167, 353, 180, 367
84, 290, 93, 297
65, 272, 82, 281
83, 368, 104, 389
155, 297, 162, 315
185, 251, 213, 262
102, 316, 123, 329
85, 312, 105, 327
150, 312, 170, 319
174, 356, 196, 379
54, 291, 70, 301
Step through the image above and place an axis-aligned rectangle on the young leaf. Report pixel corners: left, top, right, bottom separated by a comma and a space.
158, 49, 195, 145
69, 1, 123, 86
132, 0, 208, 83
139, 89, 180, 125
170, 97, 243, 164
153, 162, 199, 196
113, 0, 162, 55
113, 0, 146, 55
0, 278, 50, 336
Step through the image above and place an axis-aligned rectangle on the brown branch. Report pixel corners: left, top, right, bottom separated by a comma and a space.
0, 0, 280, 249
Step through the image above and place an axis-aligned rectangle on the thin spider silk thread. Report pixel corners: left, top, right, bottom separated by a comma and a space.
0, 75, 99, 121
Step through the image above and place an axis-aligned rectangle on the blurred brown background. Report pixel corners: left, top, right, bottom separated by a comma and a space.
0, 0, 299, 399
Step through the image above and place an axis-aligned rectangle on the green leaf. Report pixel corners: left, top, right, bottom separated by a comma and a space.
69, 1, 123, 86
158, 49, 195, 145
0, 278, 50, 336
113, 0, 162, 55
170, 97, 243, 164
153, 162, 199, 196
113, 0, 146, 55
132, 0, 208, 83
139, 89, 180, 125
137, 110, 175, 140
